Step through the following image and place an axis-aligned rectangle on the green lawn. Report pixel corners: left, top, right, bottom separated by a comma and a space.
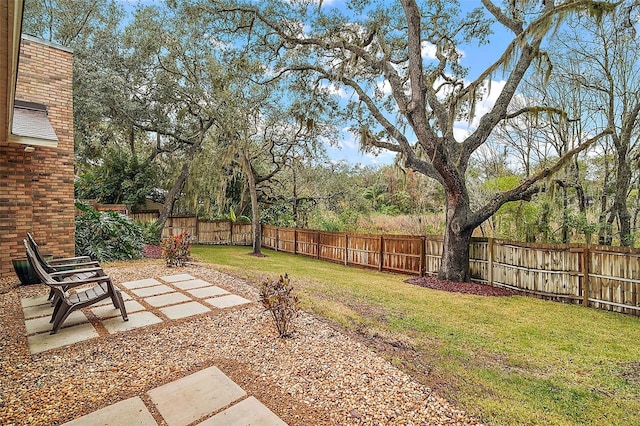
192, 245, 640, 426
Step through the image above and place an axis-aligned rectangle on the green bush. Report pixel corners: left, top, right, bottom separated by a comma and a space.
138, 220, 163, 245
75, 201, 144, 261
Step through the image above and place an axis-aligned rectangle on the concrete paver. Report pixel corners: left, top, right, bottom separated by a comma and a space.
60, 397, 158, 426
198, 396, 288, 426
131, 284, 175, 297
172, 279, 211, 290
91, 300, 145, 319
187, 285, 229, 298
160, 273, 195, 283
147, 366, 246, 426
21, 294, 49, 308
22, 302, 54, 320
25, 310, 88, 335
122, 278, 163, 289
144, 292, 191, 307
28, 322, 99, 354
92, 291, 132, 306
102, 311, 162, 334
160, 301, 211, 320
205, 294, 252, 309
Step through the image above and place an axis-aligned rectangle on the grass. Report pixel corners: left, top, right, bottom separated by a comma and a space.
192, 245, 640, 426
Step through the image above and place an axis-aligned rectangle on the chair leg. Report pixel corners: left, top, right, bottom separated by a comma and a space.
50, 298, 63, 324
51, 302, 73, 334
110, 288, 128, 321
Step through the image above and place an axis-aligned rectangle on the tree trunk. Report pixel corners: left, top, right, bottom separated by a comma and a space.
438, 197, 473, 282
239, 150, 262, 255
562, 185, 569, 244
613, 152, 633, 246
157, 142, 200, 239
439, 224, 473, 282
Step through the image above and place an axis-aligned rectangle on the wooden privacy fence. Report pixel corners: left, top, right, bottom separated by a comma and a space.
129, 213, 253, 245
163, 217, 252, 245
262, 225, 640, 316
129, 210, 159, 223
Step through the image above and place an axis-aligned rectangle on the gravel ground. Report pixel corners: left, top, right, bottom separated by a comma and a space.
0, 261, 479, 425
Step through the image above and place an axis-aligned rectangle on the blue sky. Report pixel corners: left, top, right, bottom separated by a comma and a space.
117, 0, 513, 167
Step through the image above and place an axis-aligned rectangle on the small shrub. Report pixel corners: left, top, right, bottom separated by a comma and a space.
161, 230, 191, 266
259, 274, 300, 338
138, 220, 163, 245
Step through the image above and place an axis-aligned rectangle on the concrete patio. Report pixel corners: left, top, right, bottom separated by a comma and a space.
22, 273, 251, 354
20, 273, 288, 425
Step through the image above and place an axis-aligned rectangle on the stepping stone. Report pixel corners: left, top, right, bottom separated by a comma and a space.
198, 396, 287, 426
148, 366, 246, 426
172, 279, 211, 290
21, 294, 49, 308
187, 286, 229, 299
102, 311, 162, 334
161, 273, 195, 283
92, 291, 132, 306
131, 284, 174, 297
60, 396, 158, 426
121, 278, 162, 289
160, 301, 210, 320
204, 295, 252, 309
145, 293, 191, 308
25, 310, 88, 335
23, 303, 54, 320
91, 301, 145, 319
28, 322, 99, 354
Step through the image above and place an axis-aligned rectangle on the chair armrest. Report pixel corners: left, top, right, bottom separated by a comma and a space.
52, 261, 100, 270
50, 267, 105, 278
59, 274, 112, 287
48, 256, 92, 264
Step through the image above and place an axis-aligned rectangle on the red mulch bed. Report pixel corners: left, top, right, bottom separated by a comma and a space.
143, 244, 162, 259
406, 276, 516, 297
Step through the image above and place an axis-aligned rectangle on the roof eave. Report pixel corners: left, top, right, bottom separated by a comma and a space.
7, 0, 25, 138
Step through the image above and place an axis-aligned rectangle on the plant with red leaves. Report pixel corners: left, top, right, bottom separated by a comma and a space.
161, 230, 191, 267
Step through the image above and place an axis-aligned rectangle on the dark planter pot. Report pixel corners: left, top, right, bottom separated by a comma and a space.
12, 258, 41, 285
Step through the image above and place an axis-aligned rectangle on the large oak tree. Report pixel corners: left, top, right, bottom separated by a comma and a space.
194, 0, 615, 281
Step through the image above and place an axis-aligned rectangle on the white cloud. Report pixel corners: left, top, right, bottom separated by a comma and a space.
421, 41, 437, 60
376, 79, 392, 96
320, 81, 349, 98
449, 79, 507, 141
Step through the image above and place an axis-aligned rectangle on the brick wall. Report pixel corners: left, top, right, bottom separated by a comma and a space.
0, 2, 8, 140
0, 36, 74, 279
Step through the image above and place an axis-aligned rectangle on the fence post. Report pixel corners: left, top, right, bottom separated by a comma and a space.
379, 235, 384, 272
275, 227, 279, 252
316, 231, 320, 259
488, 237, 494, 287
344, 234, 349, 266
420, 236, 426, 276
229, 221, 234, 245
294, 229, 298, 255
582, 246, 590, 307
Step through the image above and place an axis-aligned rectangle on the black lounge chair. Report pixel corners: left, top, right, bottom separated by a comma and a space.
26, 233, 100, 300
24, 240, 128, 334
27, 232, 98, 273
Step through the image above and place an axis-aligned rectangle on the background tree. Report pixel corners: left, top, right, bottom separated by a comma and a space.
196, 0, 614, 281
553, 7, 640, 246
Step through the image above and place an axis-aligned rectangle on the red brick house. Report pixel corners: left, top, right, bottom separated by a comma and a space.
1, 1, 75, 279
